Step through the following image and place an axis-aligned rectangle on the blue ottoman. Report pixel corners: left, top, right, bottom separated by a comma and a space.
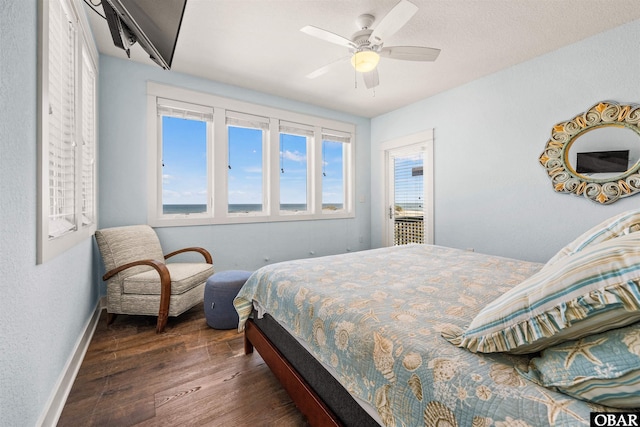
204, 270, 252, 329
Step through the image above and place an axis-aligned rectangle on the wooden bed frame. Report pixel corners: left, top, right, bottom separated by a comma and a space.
244, 318, 343, 426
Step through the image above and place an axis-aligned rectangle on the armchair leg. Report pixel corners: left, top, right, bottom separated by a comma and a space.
157, 268, 172, 333
107, 312, 117, 325
156, 314, 168, 333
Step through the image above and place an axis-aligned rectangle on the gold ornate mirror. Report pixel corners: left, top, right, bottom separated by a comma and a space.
539, 101, 640, 204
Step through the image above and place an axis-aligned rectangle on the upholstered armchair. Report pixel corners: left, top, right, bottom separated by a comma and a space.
95, 225, 214, 333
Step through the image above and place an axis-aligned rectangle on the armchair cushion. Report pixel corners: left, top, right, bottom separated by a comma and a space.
96, 225, 165, 280
124, 263, 214, 295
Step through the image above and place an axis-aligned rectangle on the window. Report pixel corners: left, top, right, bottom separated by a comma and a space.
226, 112, 269, 215
158, 98, 213, 217
381, 130, 434, 247
279, 121, 312, 214
81, 45, 97, 226
147, 83, 355, 226
322, 129, 351, 212
393, 152, 425, 245
38, 0, 98, 263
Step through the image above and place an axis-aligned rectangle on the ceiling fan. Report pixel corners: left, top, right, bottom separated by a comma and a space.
300, 0, 440, 89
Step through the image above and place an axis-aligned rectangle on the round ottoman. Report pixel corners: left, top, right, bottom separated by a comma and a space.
204, 270, 252, 329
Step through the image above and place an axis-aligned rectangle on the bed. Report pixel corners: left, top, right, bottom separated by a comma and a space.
234, 212, 640, 426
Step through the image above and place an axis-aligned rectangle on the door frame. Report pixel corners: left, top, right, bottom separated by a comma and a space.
380, 130, 434, 246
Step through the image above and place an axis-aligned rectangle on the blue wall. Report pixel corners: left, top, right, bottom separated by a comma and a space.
1, 1, 99, 426
371, 19, 640, 262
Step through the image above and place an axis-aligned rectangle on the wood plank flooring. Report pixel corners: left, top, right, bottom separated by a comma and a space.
58, 304, 309, 426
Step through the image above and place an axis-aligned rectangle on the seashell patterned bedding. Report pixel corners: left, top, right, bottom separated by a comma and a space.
234, 243, 635, 426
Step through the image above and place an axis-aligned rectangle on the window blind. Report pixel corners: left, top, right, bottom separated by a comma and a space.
38, 0, 99, 262
48, 0, 77, 239
81, 46, 96, 227
279, 120, 314, 137
394, 154, 424, 216
157, 97, 214, 122
322, 128, 351, 144
226, 110, 269, 130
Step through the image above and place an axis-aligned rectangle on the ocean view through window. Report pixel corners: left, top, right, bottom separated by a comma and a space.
280, 130, 308, 212
163, 203, 344, 214
162, 115, 208, 215
148, 82, 355, 226
322, 139, 345, 210
228, 124, 264, 213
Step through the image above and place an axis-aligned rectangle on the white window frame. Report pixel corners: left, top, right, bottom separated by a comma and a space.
225, 111, 270, 218
37, 0, 98, 264
381, 130, 435, 247
147, 83, 355, 227
278, 120, 314, 215
156, 97, 214, 220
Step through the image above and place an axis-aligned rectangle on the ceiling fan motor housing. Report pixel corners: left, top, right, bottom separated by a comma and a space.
352, 29, 379, 53
352, 14, 380, 52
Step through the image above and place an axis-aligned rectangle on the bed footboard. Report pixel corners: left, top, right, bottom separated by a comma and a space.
244, 319, 342, 427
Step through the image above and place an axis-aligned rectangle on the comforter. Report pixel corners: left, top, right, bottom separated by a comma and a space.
234, 244, 610, 426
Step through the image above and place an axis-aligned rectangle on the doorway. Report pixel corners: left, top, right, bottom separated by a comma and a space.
382, 131, 433, 247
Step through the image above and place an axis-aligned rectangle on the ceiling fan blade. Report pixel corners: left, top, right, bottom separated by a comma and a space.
380, 46, 441, 61
300, 25, 355, 49
362, 68, 379, 89
368, 0, 418, 45
305, 56, 350, 79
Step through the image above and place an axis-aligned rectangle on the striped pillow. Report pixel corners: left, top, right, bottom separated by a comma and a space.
518, 323, 640, 409
546, 209, 640, 267
442, 232, 640, 354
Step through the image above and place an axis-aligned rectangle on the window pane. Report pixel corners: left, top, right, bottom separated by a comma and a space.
81, 48, 96, 227
322, 140, 344, 211
280, 133, 307, 212
394, 153, 424, 245
394, 153, 424, 216
162, 116, 208, 214
48, 0, 76, 238
228, 126, 263, 213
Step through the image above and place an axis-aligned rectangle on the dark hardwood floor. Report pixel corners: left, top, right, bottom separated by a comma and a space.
58, 304, 309, 426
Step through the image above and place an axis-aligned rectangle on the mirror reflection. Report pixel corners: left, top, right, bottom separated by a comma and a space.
566, 125, 640, 180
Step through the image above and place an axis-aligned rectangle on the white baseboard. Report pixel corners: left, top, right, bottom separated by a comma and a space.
37, 297, 105, 427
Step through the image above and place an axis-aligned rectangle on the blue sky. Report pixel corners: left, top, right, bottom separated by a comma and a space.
162, 116, 344, 206
162, 116, 207, 205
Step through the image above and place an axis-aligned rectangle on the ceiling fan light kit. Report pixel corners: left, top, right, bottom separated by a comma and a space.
300, 0, 440, 89
351, 50, 380, 73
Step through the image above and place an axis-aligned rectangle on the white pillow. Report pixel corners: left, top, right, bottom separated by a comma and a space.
545, 209, 640, 267
442, 233, 640, 354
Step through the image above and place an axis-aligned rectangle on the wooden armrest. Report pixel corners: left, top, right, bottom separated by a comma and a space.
102, 259, 169, 281
164, 247, 213, 264
102, 259, 172, 333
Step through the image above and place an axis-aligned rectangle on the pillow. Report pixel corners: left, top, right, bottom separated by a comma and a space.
518, 323, 640, 409
545, 209, 640, 267
442, 232, 640, 354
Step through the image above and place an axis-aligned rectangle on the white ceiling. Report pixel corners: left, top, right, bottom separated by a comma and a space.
84, 0, 640, 118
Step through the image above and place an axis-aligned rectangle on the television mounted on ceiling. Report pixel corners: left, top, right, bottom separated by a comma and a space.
103, 0, 187, 70
575, 150, 629, 174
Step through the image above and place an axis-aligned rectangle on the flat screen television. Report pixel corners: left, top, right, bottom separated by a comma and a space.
103, 0, 187, 70
575, 150, 629, 174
